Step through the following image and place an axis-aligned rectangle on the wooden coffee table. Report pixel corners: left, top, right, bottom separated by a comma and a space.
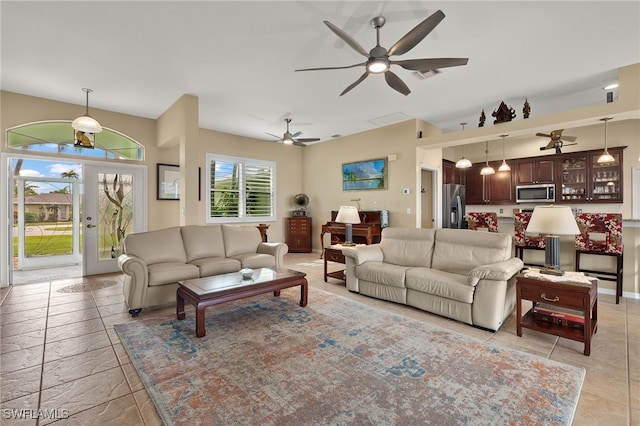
177, 268, 308, 337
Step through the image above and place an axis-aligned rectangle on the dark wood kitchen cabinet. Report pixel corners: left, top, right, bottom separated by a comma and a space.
558, 147, 624, 203
514, 158, 555, 185
286, 217, 312, 252
465, 161, 513, 205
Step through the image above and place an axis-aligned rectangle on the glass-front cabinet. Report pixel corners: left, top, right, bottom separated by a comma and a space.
559, 147, 623, 203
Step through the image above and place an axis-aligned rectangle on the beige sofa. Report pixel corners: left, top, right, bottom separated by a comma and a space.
118, 224, 288, 316
342, 227, 523, 331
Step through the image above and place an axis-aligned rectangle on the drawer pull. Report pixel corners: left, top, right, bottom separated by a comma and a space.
540, 293, 559, 302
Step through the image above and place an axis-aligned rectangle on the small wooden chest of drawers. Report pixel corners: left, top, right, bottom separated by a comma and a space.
286, 217, 312, 253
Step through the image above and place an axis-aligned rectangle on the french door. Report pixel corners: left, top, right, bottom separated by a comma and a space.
82, 163, 146, 275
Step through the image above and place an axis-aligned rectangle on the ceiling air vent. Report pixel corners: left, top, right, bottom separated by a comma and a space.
412, 69, 441, 80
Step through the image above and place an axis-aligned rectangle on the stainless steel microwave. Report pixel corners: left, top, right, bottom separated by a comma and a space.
516, 184, 555, 203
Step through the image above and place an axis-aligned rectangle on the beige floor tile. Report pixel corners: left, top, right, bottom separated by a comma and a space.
46, 307, 101, 329
93, 293, 126, 307
0, 345, 43, 374
46, 300, 97, 316
47, 292, 93, 303
0, 299, 49, 314
121, 362, 144, 392
44, 330, 111, 363
39, 366, 130, 420
1, 329, 45, 354
49, 394, 144, 426
112, 342, 132, 366
1, 291, 50, 306
42, 346, 120, 389
0, 392, 40, 426
96, 302, 130, 317
1, 364, 41, 403
0, 317, 47, 338
0, 307, 48, 325
132, 389, 163, 426
45, 318, 105, 344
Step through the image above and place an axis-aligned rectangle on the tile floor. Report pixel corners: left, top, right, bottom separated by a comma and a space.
1, 252, 638, 425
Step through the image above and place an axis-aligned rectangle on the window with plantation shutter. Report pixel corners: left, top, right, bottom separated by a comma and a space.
205, 153, 276, 223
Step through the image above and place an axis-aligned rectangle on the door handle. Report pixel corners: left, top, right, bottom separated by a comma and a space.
87, 224, 96, 228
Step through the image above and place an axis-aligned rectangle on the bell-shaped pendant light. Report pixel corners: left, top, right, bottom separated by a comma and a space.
455, 122, 472, 168
498, 134, 511, 171
480, 140, 495, 175
597, 117, 615, 164
72, 88, 102, 134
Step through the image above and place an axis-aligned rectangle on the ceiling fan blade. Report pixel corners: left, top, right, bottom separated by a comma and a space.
392, 57, 468, 71
323, 20, 369, 58
292, 141, 307, 147
295, 62, 366, 72
340, 72, 369, 96
387, 9, 445, 56
536, 132, 552, 138
562, 142, 578, 147
295, 138, 320, 143
292, 131, 302, 138
265, 132, 282, 140
542, 140, 557, 150
384, 70, 411, 96
560, 136, 577, 142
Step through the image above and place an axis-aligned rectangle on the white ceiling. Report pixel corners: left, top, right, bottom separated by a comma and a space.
2, 1, 639, 145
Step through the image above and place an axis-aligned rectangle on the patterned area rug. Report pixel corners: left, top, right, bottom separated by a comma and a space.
115, 287, 584, 425
56, 280, 118, 293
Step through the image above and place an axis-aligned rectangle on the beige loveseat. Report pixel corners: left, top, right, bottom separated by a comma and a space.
342, 227, 523, 331
118, 224, 288, 317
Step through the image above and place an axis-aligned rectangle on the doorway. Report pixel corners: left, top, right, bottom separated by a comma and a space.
419, 167, 438, 229
5, 156, 146, 285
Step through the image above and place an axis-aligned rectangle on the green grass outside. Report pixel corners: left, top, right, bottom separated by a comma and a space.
13, 235, 80, 256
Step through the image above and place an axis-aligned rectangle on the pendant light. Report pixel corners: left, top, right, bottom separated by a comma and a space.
498, 134, 511, 171
455, 122, 472, 168
597, 117, 614, 164
480, 140, 495, 175
72, 88, 102, 134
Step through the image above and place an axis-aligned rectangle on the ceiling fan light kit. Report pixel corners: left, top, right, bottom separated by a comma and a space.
295, 9, 468, 96
266, 118, 320, 147
72, 88, 102, 134
597, 117, 615, 164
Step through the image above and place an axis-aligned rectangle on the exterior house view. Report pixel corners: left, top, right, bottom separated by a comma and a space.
0, 2, 638, 425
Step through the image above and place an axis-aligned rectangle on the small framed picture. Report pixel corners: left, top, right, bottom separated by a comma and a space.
157, 163, 180, 200
73, 131, 95, 149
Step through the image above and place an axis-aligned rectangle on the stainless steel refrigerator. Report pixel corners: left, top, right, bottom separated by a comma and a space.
442, 184, 466, 229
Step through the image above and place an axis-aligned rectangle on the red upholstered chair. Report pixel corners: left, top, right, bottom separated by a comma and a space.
466, 212, 499, 232
575, 213, 624, 304
514, 212, 546, 267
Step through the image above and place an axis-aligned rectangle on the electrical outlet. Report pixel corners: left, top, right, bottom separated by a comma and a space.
406, 208, 411, 214
499, 208, 503, 214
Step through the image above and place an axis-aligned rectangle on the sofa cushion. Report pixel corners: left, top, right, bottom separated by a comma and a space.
230, 253, 275, 269
189, 257, 241, 277
356, 261, 408, 288
148, 262, 199, 287
380, 227, 436, 267
222, 225, 262, 257
431, 229, 512, 275
405, 268, 474, 304
181, 225, 226, 262
124, 227, 187, 265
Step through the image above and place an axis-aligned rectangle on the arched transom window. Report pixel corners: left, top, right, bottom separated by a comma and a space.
6, 121, 144, 161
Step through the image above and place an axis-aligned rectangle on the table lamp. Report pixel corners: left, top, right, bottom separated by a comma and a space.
526, 205, 580, 275
335, 205, 361, 246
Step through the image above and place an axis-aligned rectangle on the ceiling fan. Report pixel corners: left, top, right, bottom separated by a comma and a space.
295, 9, 468, 96
537, 129, 577, 154
266, 118, 320, 147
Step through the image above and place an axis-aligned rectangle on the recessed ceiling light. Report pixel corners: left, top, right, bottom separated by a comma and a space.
603, 83, 618, 90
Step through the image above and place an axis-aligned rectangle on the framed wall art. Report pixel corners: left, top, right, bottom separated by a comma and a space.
157, 163, 180, 200
342, 158, 387, 191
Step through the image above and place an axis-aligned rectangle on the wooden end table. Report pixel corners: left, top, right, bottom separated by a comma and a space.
516, 273, 598, 356
324, 246, 346, 282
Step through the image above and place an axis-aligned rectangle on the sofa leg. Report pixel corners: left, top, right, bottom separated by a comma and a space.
128, 308, 142, 317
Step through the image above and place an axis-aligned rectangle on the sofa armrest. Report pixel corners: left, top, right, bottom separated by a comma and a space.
257, 242, 288, 269
342, 244, 383, 265
117, 254, 149, 309
467, 257, 524, 286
